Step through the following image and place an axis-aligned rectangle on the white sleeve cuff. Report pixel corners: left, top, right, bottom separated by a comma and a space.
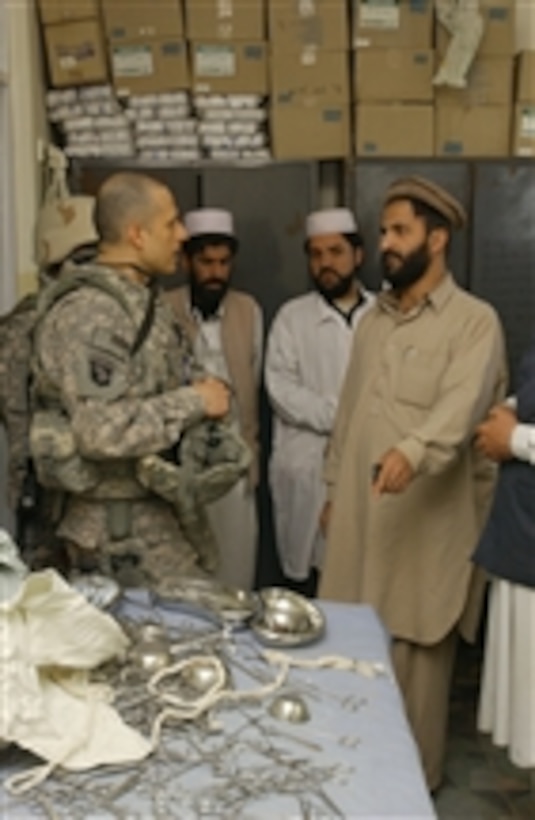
511, 424, 535, 465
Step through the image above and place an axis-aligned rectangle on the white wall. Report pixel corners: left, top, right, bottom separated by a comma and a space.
5, 0, 48, 304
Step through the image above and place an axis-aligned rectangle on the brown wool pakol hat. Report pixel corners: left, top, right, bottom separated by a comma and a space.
384, 176, 467, 230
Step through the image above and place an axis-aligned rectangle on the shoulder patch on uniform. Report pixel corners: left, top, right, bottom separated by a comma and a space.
89, 356, 115, 387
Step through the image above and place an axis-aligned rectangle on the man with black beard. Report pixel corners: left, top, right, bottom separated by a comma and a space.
166, 209, 263, 591
319, 177, 508, 792
265, 208, 373, 597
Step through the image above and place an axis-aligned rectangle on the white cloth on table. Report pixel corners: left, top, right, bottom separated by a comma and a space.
477, 578, 535, 768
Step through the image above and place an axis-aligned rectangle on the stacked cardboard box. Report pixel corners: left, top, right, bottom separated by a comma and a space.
434, 0, 515, 156
352, 0, 434, 157
512, 51, 535, 157
268, 0, 350, 160
102, 0, 188, 97
38, 0, 108, 87
47, 85, 134, 157
186, 2, 269, 159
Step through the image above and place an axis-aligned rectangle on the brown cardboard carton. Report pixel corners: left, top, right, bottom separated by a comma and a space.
352, 0, 433, 49
271, 50, 350, 106
110, 38, 189, 96
191, 41, 268, 94
435, 56, 514, 106
512, 104, 535, 156
271, 102, 350, 159
355, 103, 433, 156
435, 102, 511, 157
268, 0, 348, 51
43, 20, 108, 87
435, 0, 516, 57
355, 48, 434, 102
37, 0, 99, 25
101, 0, 184, 42
517, 52, 535, 103
185, 1, 265, 41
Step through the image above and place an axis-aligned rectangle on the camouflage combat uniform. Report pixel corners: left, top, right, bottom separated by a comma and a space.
31, 261, 208, 586
0, 295, 37, 510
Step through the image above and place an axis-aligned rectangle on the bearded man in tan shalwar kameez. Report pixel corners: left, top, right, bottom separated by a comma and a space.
319, 177, 508, 792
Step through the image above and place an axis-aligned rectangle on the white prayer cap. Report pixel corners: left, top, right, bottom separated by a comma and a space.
184, 208, 235, 238
305, 208, 358, 238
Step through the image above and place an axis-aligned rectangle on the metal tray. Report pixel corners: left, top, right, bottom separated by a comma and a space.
154, 576, 258, 629
250, 587, 325, 648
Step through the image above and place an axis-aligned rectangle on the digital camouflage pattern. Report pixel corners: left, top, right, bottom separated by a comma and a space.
0, 294, 38, 510
137, 421, 251, 573
31, 261, 211, 585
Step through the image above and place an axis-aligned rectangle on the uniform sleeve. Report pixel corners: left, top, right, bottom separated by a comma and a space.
265, 306, 338, 434
37, 290, 205, 460
396, 307, 509, 475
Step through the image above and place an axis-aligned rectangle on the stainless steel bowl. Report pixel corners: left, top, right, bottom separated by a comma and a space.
269, 693, 311, 724
130, 623, 171, 674
180, 654, 231, 694
251, 588, 325, 648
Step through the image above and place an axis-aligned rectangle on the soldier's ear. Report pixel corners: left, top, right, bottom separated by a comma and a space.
126, 221, 145, 251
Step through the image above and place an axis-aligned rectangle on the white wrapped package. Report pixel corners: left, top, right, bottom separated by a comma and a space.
47, 89, 78, 108
78, 85, 115, 101
165, 119, 197, 135
136, 120, 166, 134
227, 121, 260, 135
48, 104, 84, 122
158, 105, 190, 120
0, 560, 151, 792
65, 145, 103, 158
198, 121, 227, 136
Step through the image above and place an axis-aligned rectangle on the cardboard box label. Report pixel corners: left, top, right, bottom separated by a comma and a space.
56, 40, 98, 70
360, 0, 400, 30
298, 0, 316, 15
112, 45, 154, 77
195, 45, 236, 77
216, 0, 233, 19
520, 107, 535, 138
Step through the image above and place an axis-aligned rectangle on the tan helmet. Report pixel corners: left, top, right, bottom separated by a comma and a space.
36, 194, 98, 268
36, 144, 99, 268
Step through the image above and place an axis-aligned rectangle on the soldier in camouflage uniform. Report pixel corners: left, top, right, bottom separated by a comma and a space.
30, 172, 230, 586
0, 149, 99, 569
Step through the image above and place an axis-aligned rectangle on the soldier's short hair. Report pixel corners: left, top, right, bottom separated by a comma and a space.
94, 172, 169, 244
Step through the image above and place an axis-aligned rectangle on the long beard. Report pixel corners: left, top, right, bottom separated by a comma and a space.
190, 277, 229, 318
381, 243, 430, 292
313, 268, 356, 302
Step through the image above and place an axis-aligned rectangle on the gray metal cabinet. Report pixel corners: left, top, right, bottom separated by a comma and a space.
470, 162, 535, 380
201, 162, 320, 325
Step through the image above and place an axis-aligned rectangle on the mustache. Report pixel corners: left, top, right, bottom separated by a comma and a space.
199, 278, 226, 288
382, 251, 404, 265
318, 267, 340, 277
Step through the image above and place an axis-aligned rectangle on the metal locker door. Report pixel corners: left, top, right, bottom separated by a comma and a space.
347, 160, 471, 291
471, 162, 535, 381
201, 162, 320, 325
